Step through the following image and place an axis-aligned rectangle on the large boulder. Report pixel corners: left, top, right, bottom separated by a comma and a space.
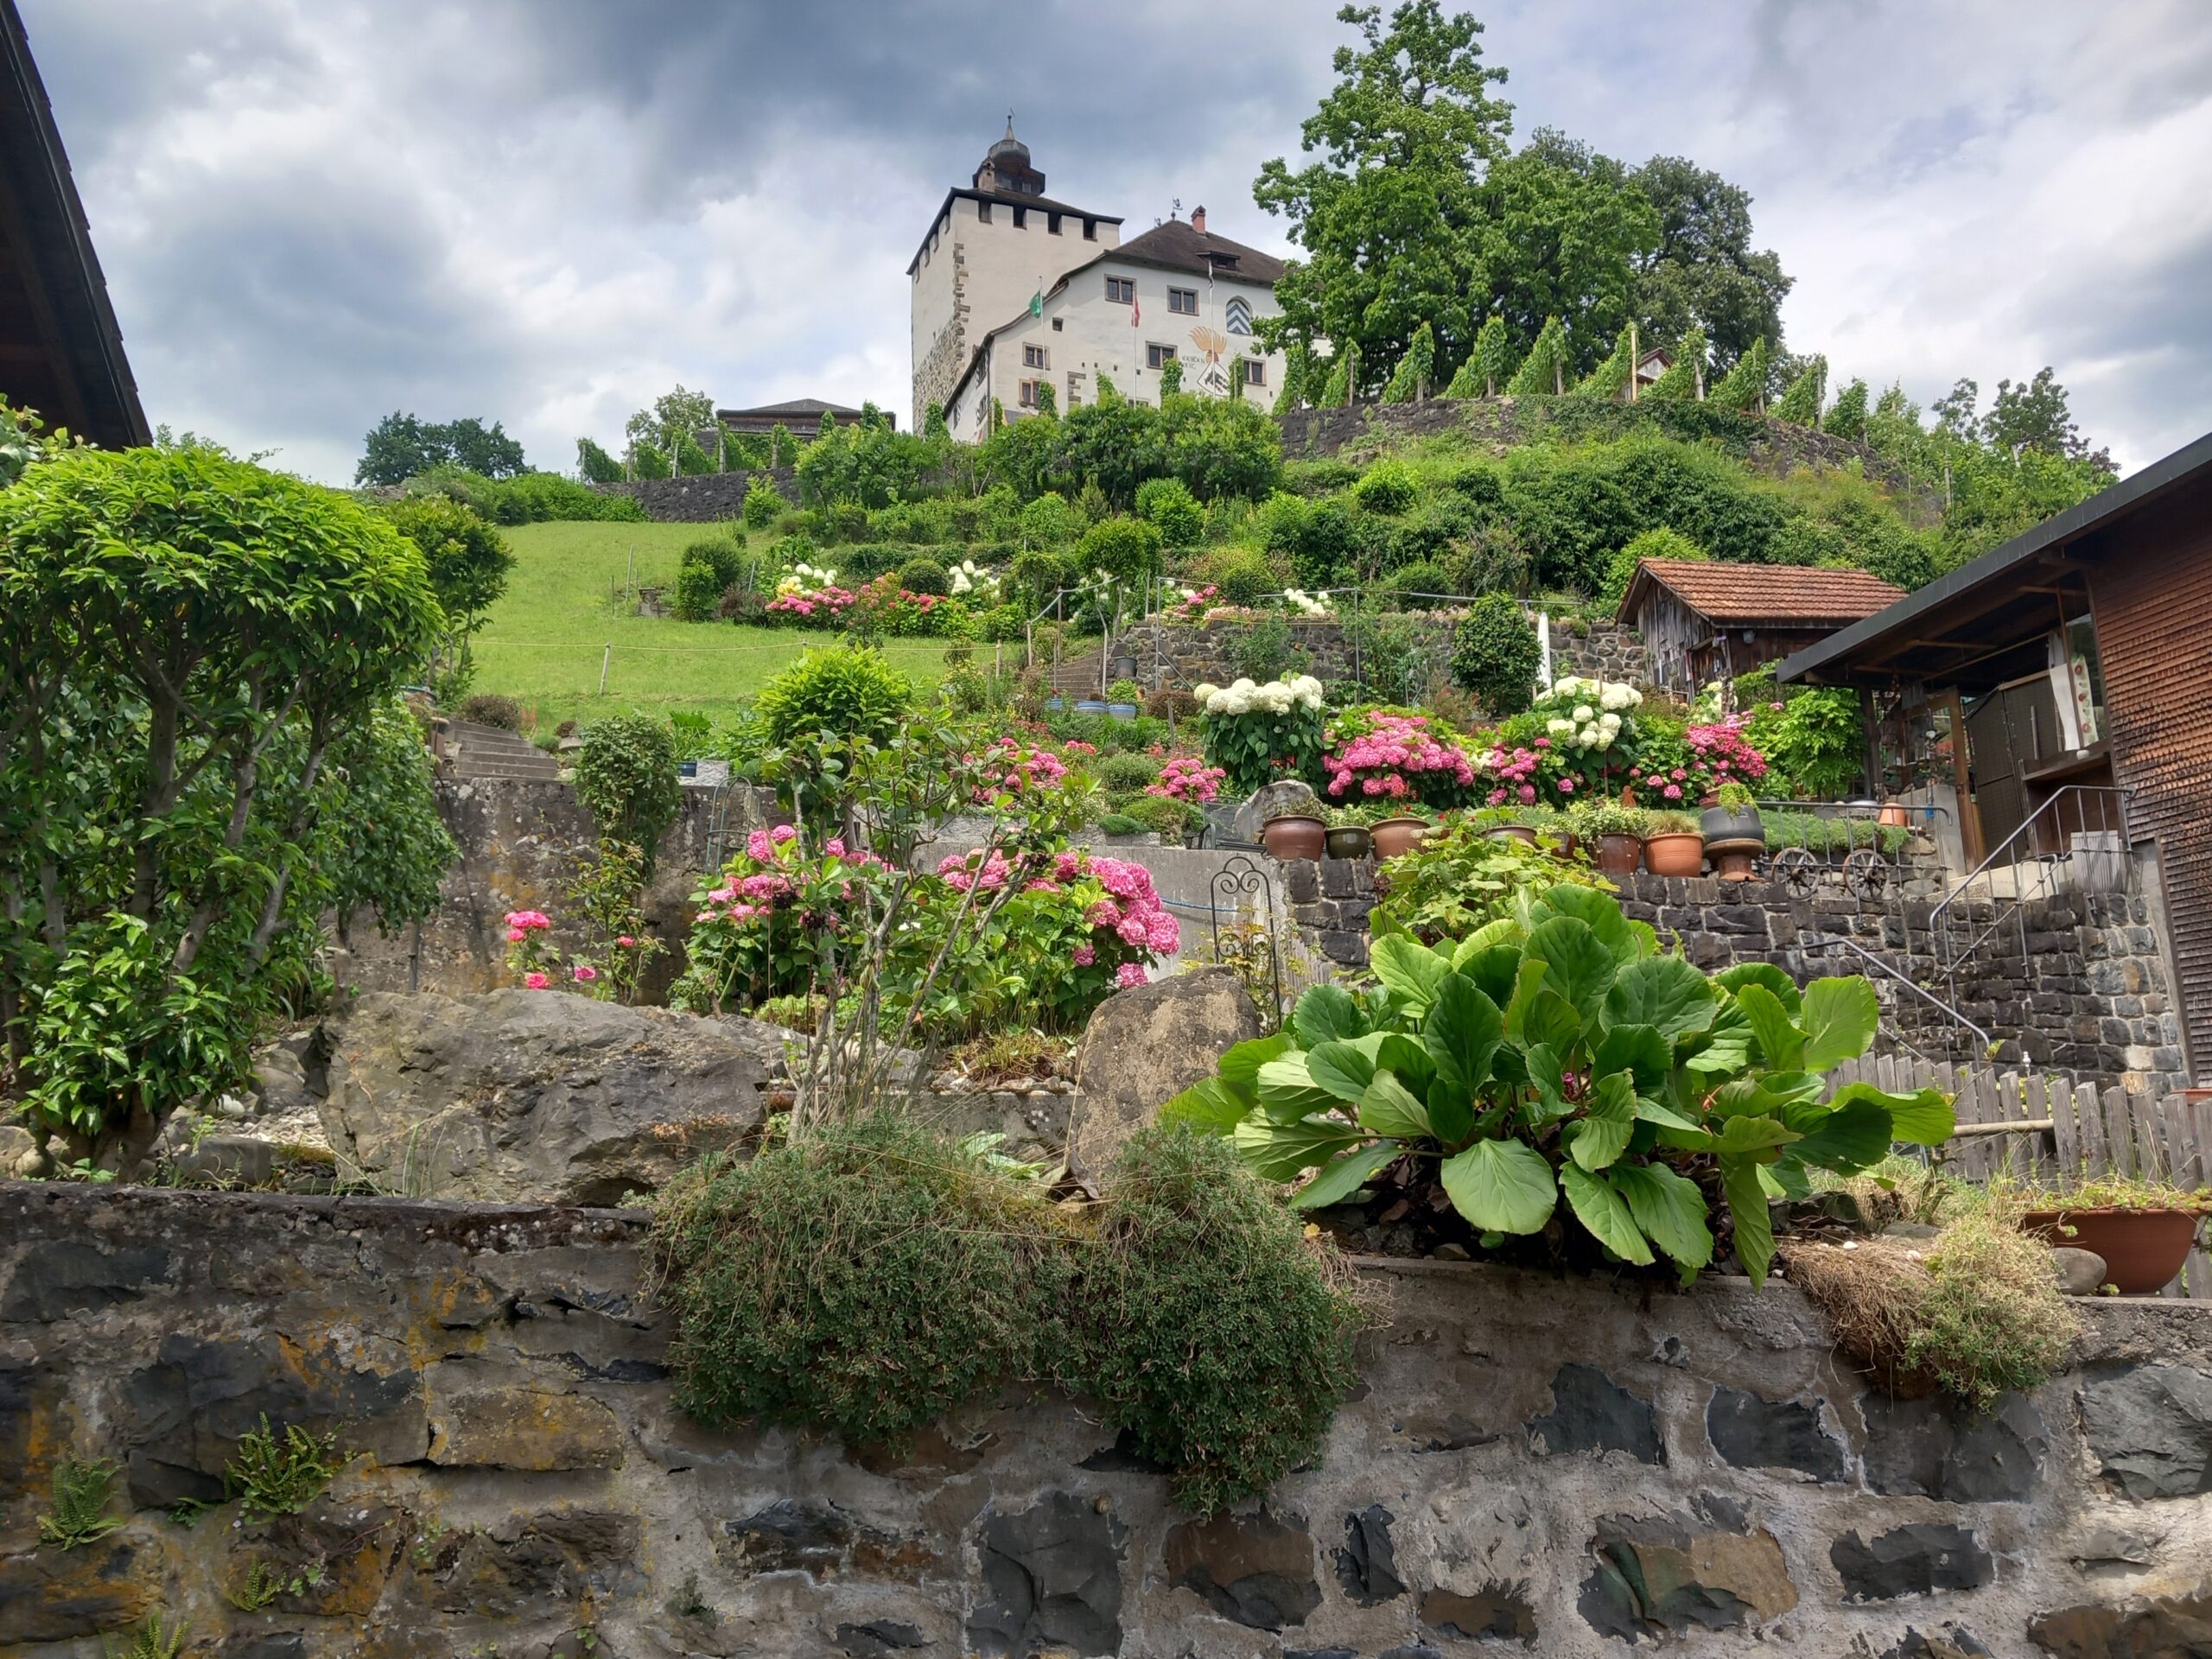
315, 990, 772, 1204
1068, 967, 1260, 1181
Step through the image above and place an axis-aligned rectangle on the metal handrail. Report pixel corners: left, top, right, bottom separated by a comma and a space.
1809, 933, 1994, 1066
1928, 785, 2131, 933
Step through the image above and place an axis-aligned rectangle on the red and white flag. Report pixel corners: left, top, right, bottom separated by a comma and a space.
1131, 294, 1141, 327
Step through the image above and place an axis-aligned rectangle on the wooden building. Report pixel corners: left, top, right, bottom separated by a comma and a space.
0, 0, 147, 448
1779, 430, 2212, 1084
1618, 559, 1904, 696
715, 398, 889, 438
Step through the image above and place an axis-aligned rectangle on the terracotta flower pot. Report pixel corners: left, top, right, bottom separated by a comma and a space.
1262, 814, 1327, 861
1878, 802, 1910, 828
1549, 831, 1581, 863
1642, 832, 1706, 878
1370, 817, 1430, 860
1707, 842, 1761, 882
2020, 1208, 2202, 1295
1325, 825, 1373, 861
1595, 834, 1643, 875
1484, 824, 1538, 847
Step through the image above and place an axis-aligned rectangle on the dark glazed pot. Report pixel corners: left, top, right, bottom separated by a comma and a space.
1325, 825, 1373, 861
1261, 814, 1327, 862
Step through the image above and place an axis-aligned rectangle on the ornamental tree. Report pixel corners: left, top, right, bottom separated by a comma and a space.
0, 444, 444, 1173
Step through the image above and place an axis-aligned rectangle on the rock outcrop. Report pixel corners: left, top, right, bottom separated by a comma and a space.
315, 989, 771, 1203
1067, 967, 1260, 1180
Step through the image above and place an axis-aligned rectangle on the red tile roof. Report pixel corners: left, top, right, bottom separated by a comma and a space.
1619, 558, 1905, 627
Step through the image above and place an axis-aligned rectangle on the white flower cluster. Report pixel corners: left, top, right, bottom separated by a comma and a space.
1284, 587, 1334, 617
1192, 674, 1325, 717
948, 558, 1000, 597
1539, 676, 1642, 752
775, 559, 840, 596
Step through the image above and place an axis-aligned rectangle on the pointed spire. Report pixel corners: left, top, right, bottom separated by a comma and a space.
1005, 109, 1016, 140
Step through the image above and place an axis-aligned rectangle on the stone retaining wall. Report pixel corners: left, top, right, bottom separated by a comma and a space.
1117, 615, 1647, 696
590, 466, 800, 522
3, 1181, 2207, 1656
328, 778, 772, 1002
1281, 854, 2185, 1096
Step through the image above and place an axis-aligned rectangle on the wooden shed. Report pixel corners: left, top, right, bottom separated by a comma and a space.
1619, 559, 1905, 696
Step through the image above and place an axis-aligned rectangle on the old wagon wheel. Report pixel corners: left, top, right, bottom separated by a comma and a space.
1844, 848, 1890, 900
1772, 845, 1821, 897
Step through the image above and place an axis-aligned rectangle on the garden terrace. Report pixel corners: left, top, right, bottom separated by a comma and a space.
5, 1179, 2210, 1656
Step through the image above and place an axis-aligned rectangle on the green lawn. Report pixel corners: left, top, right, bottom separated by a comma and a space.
469, 521, 950, 728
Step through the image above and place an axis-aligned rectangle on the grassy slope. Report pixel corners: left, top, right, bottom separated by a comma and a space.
470, 520, 949, 727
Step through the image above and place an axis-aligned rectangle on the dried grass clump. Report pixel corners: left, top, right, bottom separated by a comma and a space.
1784, 1211, 2080, 1411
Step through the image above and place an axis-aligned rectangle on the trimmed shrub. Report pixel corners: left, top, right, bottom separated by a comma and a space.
1096, 750, 1161, 792
1351, 459, 1418, 515
741, 476, 783, 529
456, 693, 522, 731
1007, 545, 1071, 612
1018, 492, 1077, 547
895, 556, 950, 596
1600, 524, 1705, 608
1077, 516, 1165, 586
755, 643, 912, 747
1121, 792, 1200, 839
1448, 593, 1541, 715
574, 713, 683, 868
1381, 559, 1452, 608
672, 559, 727, 623
1136, 476, 1205, 547
1191, 546, 1281, 608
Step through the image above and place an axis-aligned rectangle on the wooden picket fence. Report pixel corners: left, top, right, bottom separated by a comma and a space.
1827, 1054, 2212, 1300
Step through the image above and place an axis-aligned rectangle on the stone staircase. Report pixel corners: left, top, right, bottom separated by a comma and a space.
442, 718, 562, 782
1048, 645, 1108, 697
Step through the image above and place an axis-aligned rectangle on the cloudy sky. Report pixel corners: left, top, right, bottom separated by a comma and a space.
23, 0, 2212, 483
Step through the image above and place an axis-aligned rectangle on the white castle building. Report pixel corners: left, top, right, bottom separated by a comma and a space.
909, 120, 1289, 435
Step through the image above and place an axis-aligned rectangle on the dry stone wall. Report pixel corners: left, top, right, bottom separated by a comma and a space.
1116, 615, 1646, 696
590, 466, 799, 522
3, 1180, 2209, 1657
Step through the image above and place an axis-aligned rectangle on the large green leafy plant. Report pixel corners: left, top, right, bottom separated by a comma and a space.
1166, 884, 1952, 1283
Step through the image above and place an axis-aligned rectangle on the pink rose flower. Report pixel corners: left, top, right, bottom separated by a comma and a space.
524, 971, 550, 990
573, 964, 598, 982
617, 935, 636, 948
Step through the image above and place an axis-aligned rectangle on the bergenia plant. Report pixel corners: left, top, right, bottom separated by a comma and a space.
1162, 882, 1952, 1284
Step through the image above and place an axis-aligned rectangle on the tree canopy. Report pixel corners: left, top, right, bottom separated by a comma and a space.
1255, 3, 1790, 397
356, 412, 526, 486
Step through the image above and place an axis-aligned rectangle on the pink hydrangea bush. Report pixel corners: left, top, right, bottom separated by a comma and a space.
1147, 754, 1227, 805
502, 907, 616, 999
1322, 710, 1477, 808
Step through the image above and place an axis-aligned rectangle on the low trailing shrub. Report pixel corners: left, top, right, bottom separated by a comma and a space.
1784, 1212, 2079, 1410
651, 1114, 1369, 1515
1120, 791, 1202, 839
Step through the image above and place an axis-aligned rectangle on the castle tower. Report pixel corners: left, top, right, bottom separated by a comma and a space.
907, 118, 1121, 429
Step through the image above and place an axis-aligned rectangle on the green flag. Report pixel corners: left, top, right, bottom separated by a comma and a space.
1029, 283, 1043, 318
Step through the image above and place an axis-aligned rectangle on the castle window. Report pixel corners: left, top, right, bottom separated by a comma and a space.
1018, 379, 1041, 408
976, 200, 992, 224
1023, 344, 1049, 369
1052, 317, 1064, 332
1105, 276, 1135, 304
1225, 296, 1253, 334
1083, 218, 1097, 240
1243, 358, 1267, 386
1014, 206, 1027, 229
1048, 213, 1062, 234
1146, 342, 1177, 371
1168, 287, 1198, 315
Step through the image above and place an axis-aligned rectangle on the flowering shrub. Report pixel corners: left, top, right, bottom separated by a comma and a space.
851, 575, 966, 639
973, 735, 1070, 799
1681, 715, 1769, 801
1147, 754, 1227, 805
1284, 587, 1334, 618
1478, 742, 1543, 807
1320, 709, 1476, 808
673, 827, 1177, 1037
947, 558, 1001, 600
1170, 583, 1220, 620
1523, 675, 1645, 802
503, 906, 626, 997
1195, 674, 1326, 796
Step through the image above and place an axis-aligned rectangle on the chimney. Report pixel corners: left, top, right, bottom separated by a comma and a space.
1190, 205, 1207, 233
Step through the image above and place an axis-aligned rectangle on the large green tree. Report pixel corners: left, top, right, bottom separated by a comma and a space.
1624, 155, 1792, 371
356, 412, 527, 486
1255, 1, 1514, 396
1, 445, 447, 1173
